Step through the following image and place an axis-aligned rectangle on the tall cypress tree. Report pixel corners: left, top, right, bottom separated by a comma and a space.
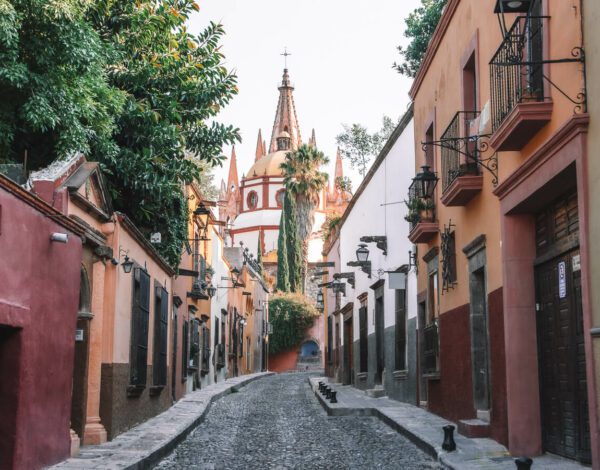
256, 236, 264, 278
285, 191, 303, 293
276, 197, 290, 292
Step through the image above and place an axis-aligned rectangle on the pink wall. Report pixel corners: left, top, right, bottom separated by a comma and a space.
0, 182, 82, 470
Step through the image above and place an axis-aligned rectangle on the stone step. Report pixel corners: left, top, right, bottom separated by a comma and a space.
365, 387, 387, 398
458, 418, 491, 438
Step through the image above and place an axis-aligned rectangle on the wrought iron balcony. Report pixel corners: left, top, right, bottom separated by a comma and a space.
490, 16, 547, 130
440, 111, 481, 190
422, 322, 440, 376
406, 184, 438, 244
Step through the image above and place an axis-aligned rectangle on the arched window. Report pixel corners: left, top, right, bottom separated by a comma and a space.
247, 191, 258, 210
275, 189, 285, 208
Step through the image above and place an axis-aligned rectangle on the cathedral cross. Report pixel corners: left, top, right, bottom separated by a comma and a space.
281, 47, 291, 68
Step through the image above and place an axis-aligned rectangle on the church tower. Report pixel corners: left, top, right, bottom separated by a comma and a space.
220, 68, 350, 278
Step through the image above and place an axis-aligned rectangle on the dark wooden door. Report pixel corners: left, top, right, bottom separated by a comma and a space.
375, 296, 384, 384
536, 250, 590, 463
344, 317, 353, 385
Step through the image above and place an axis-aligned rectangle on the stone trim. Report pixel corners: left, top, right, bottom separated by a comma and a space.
369, 279, 385, 291
422, 246, 439, 263
463, 235, 486, 259
392, 370, 408, 380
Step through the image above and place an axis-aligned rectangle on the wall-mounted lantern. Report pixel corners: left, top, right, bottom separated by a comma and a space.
316, 289, 324, 311
411, 166, 439, 200
193, 205, 211, 240
356, 244, 370, 262
207, 285, 217, 298
494, 0, 531, 13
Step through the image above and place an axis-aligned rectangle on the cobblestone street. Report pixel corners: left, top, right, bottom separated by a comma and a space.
154, 373, 440, 470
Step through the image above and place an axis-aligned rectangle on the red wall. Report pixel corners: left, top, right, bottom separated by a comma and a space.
0, 187, 82, 470
428, 304, 476, 422
428, 290, 508, 446
488, 287, 508, 446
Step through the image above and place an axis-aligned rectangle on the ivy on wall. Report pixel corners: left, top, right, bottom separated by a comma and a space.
269, 292, 319, 355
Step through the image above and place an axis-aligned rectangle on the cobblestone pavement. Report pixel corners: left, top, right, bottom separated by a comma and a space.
154, 373, 441, 470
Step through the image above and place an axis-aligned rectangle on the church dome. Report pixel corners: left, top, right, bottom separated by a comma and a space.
246, 150, 288, 177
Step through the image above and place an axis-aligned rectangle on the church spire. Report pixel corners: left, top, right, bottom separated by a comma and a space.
335, 147, 344, 180
269, 68, 302, 153
308, 129, 317, 148
255, 129, 265, 161
227, 146, 239, 192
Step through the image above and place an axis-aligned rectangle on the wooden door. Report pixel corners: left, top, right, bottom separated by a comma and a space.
375, 295, 384, 384
344, 317, 353, 385
536, 250, 590, 463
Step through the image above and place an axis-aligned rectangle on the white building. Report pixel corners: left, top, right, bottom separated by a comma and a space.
324, 106, 418, 402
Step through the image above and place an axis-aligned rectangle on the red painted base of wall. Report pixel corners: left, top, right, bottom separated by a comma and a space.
269, 349, 299, 372
428, 304, 476, 422
428, 288, 508, 446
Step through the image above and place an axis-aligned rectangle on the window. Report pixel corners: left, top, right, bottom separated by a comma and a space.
441, 231, 457, 291
191, 319, 200, 368
239, 322, 244, 358
152, 285, 169, 388
394, 289, 407, 371
359, 305, 368, 373
462, 53, 478, 112
247, 191, 258, 210
425, 123, 435, 170
427, 270, 439, 324
275, 189, 285, 208
200, 324, 210, 373
130, 268, 151, 388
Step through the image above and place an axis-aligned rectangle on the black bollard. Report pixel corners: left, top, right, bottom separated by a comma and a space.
442, 425, 456, 452
320, 384, 327, 394
514, 457, 533, 470
318, 382, 324, 392
329, 390, 338, 403
325, 387, 332, 399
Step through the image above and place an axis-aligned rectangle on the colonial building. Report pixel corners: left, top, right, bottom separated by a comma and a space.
322, 107, 418, 402
219, 68, 350, 276
408, 0, 593, 464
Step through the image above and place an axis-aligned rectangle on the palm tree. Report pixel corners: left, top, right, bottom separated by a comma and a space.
280, 144, 329, 286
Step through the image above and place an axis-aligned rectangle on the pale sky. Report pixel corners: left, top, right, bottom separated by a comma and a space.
189, 0, 421, 189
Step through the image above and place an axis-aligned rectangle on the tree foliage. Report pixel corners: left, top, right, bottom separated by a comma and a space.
89, 2, 240, 265
276, 196, 290, 292
335, 176, 352, 195
393, 0, 447, 78
280, 144, 329, 287
336, 116, 397, 177
0, 0, 124, 167
268, 292, 319, 355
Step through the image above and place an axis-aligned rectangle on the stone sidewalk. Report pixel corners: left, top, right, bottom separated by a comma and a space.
49, 372, 273, 470
309, 377, 589, 470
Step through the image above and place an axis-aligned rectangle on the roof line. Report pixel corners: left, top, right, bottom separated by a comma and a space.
323, 104, 414, 255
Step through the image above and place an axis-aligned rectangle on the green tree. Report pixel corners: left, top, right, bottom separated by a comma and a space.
0, 0, 123, 168
276, 197, 290, 292
393, 0, 448, 78
336, 116, 397, 177
335, 176, 353, 195
90, 1, 240, 265
268, 292, 319, 355
284, 191, 302, 293
280, 144, 329, 286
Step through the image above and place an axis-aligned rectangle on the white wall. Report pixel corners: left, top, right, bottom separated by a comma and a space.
210, 226, 229, 383
336, 118, 416, 343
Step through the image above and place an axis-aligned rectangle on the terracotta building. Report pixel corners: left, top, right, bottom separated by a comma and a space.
0, 173, 84, 470
409, 0, 594, 464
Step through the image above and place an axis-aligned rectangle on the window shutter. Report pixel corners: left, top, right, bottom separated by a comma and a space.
153, 286, 169, 387
182, 320, 189, 379
130, 268, 150, 387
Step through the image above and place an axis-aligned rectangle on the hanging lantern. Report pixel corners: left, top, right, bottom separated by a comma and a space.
494, 0, 532, 13
411, 166, 439, 200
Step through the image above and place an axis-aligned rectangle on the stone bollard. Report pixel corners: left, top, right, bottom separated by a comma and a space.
318, 382, 324, 392
329, 390, 338, 403
514, 457, 533, 470
442, 425, 456, 452
325, 387, 332, 399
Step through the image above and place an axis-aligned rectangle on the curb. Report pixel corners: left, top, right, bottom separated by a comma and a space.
50, 372, 274, 470
307, 377, 448, 467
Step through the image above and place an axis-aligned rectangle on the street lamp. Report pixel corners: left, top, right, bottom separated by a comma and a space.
207, 285, 217, 298
494, 0, 531, 13
356, 244, 370, 262
193, 205, 211, 240
316, 289, 324, 311
411, 166, 439, 200
230, 267, 241, 286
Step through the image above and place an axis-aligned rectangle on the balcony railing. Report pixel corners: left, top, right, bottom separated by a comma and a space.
490, 15, 547, 131
440, 111, 481, 192
423, 322, 439, 375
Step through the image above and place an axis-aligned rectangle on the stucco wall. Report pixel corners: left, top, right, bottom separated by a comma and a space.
0, 186, 83, 470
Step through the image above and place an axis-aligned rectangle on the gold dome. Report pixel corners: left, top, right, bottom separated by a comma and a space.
246, 150, 288, 178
